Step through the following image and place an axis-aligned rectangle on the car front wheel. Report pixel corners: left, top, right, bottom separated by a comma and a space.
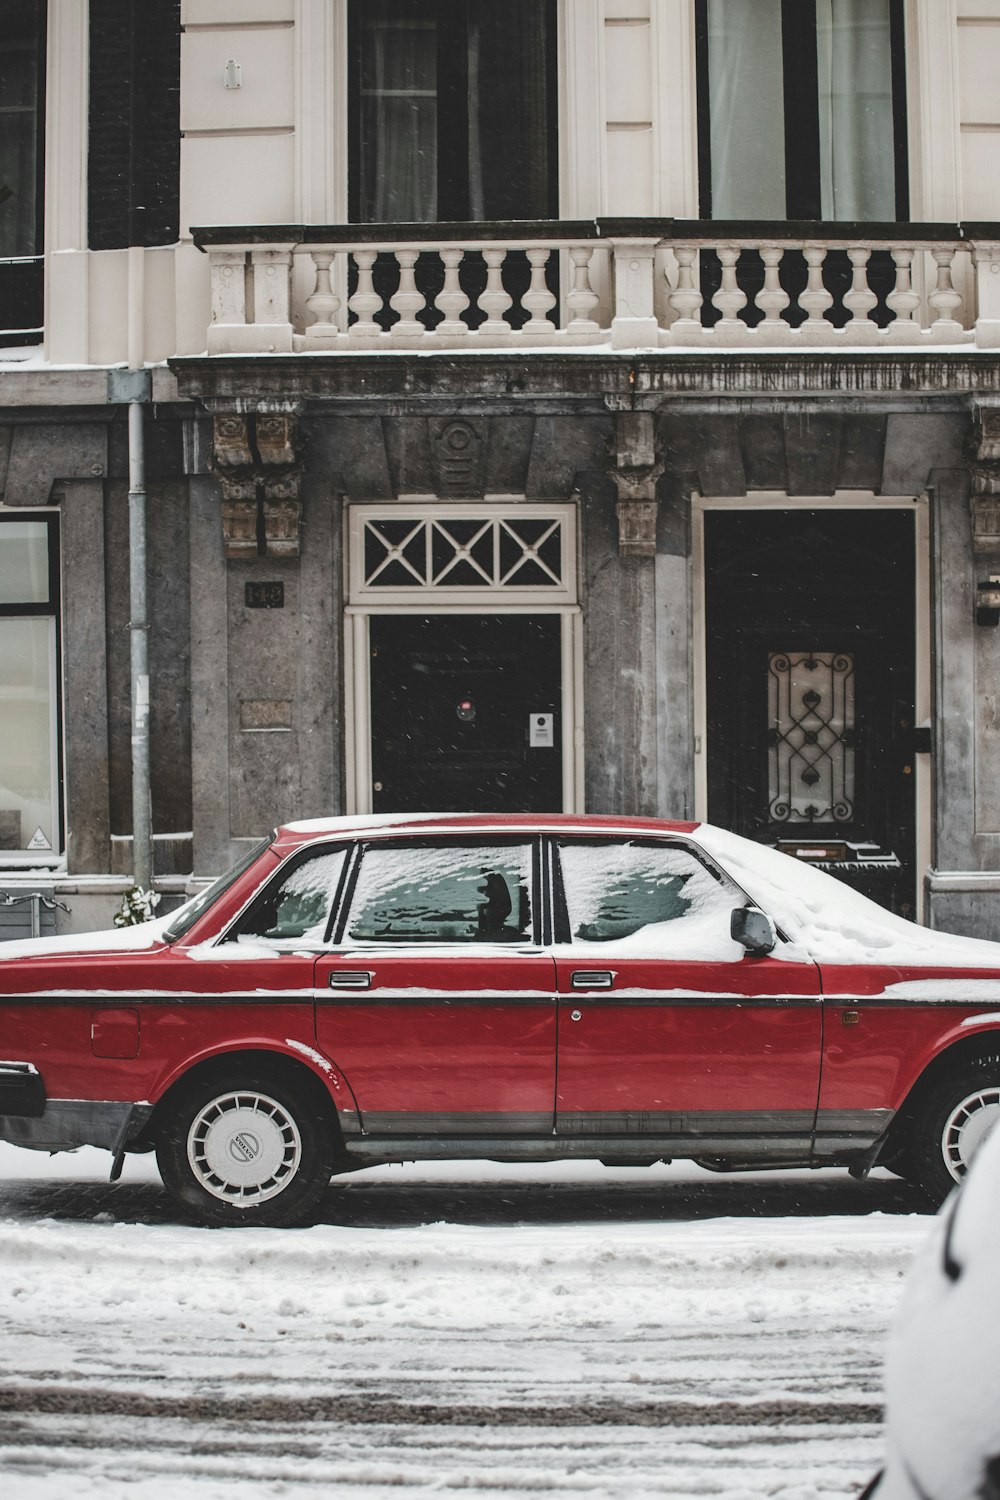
910, 1055, 1000, 1205
155, 1065, 337, 1227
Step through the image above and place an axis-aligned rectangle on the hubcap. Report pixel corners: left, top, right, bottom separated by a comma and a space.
187, 1090, 302, 1205
941, 1087, 1000, 1181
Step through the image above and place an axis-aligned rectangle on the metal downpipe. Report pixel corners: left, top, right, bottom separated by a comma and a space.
128, 397, 152, 893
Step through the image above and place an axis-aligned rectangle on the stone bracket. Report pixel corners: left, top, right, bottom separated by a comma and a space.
209, 410, 303, 559
971, 403, 1000, 550
608, 412, 664, 557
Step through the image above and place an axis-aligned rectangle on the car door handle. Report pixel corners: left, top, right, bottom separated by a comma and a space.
329, 971, 372, 990
571, 970, 614, 989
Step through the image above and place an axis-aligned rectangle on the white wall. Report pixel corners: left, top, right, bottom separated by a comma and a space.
39, 0, 1000, 368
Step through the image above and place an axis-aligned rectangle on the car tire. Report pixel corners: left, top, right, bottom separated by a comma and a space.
155, 1064, 338, 1228
909, 1054, 1000, 1206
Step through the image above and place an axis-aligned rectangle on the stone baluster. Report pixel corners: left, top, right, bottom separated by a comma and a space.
928, 248, 966, 341
565, 246, 601, 335
434, 248, 470, 336
710, 245, 748, 338
348, 249, 382, 338
521, 248, 558, 336
665, 245, 703, 344
754, 245, 791, 342
304, 251, 341, 341
389, 249, 426, 337
478, 248, 513, 336
886, 247, 921, 342
844, 248, 879, 341
799, 246, 834, 339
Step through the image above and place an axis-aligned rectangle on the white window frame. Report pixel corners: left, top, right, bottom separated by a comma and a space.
0, 506, 62, 866
344, 500, 584, 816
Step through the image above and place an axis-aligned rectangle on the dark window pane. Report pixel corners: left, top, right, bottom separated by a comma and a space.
88, 1, 180, 249
0, 0, 45, 260
350, 0, 557, 224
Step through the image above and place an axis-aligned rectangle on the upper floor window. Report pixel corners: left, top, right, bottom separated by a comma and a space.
696, 0, 908, 221
349, 0, 557, 222
88, 0, 180, 250
0, 0, 45, 346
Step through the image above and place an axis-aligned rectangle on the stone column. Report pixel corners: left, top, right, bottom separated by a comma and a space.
61, 479, 111, 873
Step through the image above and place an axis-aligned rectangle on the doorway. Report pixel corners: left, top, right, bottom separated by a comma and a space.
702, 505, 922, 917
368, 613, 562, 813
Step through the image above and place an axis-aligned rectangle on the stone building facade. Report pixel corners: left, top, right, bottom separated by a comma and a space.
3, 0, 1000, 937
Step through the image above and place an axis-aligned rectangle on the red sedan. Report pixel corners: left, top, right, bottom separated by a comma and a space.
2, 813, 1000, 1227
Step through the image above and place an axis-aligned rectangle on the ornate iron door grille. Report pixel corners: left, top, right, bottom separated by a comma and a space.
767, 651, 855, 824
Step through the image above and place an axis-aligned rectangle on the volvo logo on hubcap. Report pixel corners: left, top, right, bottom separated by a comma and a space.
229, 1130, 261, 1163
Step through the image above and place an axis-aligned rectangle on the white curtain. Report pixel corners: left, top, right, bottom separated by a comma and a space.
707, 0, 786, 219
358, 7, 438, 222
816, 0, 896, 220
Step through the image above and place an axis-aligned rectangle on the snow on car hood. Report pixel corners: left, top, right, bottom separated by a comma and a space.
0, 911, 175, 961
693, 824, 1000, 970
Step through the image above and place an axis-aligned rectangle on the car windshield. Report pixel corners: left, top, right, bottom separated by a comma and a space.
164, 835, 275, 942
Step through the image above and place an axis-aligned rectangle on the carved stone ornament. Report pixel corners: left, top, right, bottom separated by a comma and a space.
608, 412, 664, 557
209, 410, 303, 560
616, 499, 660, 557
972, 496, 1000, 554
429, 418, 487, 497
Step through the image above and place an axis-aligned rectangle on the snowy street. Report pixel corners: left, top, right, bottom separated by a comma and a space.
0, 1148, 934, 1499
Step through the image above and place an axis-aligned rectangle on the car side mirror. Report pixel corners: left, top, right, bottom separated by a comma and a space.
731, 906, 776, 956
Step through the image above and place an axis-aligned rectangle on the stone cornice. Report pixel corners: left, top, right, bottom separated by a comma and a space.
169, 351, 1000, 411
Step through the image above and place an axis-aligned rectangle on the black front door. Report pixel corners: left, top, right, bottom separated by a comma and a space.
705, 509, 917, 916
369, 614, 562, 812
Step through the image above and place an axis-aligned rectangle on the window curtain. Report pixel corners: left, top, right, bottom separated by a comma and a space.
467, 1, 553, 221
357, 2, 438, 222
706, 0, 786, 219
816, 0, 895, 220
0, 1, 42, 258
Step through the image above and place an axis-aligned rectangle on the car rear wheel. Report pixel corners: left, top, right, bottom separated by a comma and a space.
155, 1065, 337, 1227
910, 1055, 1000, 1205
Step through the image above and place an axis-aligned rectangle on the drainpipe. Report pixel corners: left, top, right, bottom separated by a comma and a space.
127, 243, 152, 894
108, 251, 153, 893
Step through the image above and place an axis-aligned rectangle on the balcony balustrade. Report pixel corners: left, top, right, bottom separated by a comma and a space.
192, 220, 1000, 357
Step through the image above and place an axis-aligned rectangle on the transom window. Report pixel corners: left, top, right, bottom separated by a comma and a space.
347, 842, 534, 944
696, 0, 907, 221
348, 504, 577, 606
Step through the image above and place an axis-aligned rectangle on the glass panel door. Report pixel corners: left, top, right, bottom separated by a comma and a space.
0, 615, 58, 854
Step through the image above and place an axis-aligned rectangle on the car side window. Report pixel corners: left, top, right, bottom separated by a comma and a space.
345, 842, 533, 943
556, 840, 740, 954
224, 847, 349, 947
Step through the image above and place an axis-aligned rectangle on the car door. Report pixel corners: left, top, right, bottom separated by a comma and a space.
551, 837, 823, 1156
313, 836, 557, 1137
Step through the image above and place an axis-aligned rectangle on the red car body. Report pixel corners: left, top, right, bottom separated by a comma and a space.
2, 813, 1000, 1224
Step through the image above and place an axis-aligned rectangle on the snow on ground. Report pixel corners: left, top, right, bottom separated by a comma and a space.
0, 1147, 934, 1500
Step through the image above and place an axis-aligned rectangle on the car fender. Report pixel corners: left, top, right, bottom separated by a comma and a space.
146, 1036, 363, 1136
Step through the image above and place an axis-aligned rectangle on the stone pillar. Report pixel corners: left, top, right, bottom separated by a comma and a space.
61, 479, 112, 873
189, 474, 232, 877
608, 412, 663, 558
